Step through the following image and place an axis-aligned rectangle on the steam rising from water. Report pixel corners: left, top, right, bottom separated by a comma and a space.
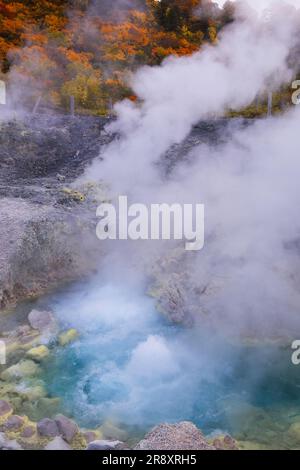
43, 0, 300, 438
45, 279, 297, 439
216, 0, 300, 11
82, 1, 300, 336
85, 1, 299, 190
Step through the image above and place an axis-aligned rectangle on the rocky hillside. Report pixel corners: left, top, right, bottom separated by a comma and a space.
0, 114, 244, 312
0, 114, 112, 310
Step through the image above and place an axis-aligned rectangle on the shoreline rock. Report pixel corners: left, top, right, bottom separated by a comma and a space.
134, 422, 216, 451
0, 399, 239, 451
0, 115, 111, 312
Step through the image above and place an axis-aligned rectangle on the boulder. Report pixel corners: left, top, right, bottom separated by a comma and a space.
0, 359, 40, 381
55, 414, 78, 443
0, 196, 103, 312
37, 418, 60, 438
19, 384, 47, 401
87, 440, 125, 450
1, 415, 23, 431
58, 329, 79, 346
135, 422, 215, 450
21, 425, 36, 439
212, 434, 239, 450
44, 436, 71, 450
0, 400, 13, 418
22, 397, 61, 422
28, 310, 57, 333
26, 345, 50, 361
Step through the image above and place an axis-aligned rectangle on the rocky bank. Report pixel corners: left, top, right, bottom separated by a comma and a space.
0, 114, 257, 451
0, 114, 113, 309
0, 302, 238, 450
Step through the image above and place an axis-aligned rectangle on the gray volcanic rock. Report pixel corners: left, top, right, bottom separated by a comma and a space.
37, 418, 60, 438
28, 309, 57, 333
0, 114, 113, 310
87, 440, 126, 450
0, 415, 23, 431
0, 400, 13, 417
0, 115, 112, 184
0, 197, 101, 309
135, 422, 215, 450
55, 414, 78, 443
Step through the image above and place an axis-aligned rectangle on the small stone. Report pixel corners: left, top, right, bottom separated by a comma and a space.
16, 325, 32, 337
87, 440, 124, 450
0, 400, 13, 417
21, 426, 36, 438
0, 360, 40, 381
19, 333, 40, 345
223, 434, 239, 450
58, 329, 79, 346
26, 345, 50, 361
212, 438, 223, 450
28, 309, 57, 333
37, 418, 60, 438
44, 436, 71, 450
55, 414, 78, 443
56, 174, 66, 182
26, 397, 60, 420
20, 384, 47, 401
2, 415, 23, 431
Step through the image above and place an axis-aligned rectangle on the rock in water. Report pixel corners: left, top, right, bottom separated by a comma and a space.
0, 400, 13, 418
58, 329, 79, 346
87, 440, 125, 450
37, 418, 60, 438
55, 414, 78, 443
44, 436, 71, 450
135, 422, 215, 450
26, 345, 50, 361
212, 434, 239, 450
0, 359, 40, 381
21, 426, 36, 438
28, 310, 57, 333
1, 415, 24, 431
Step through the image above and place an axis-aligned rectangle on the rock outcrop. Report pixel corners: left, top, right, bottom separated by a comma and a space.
135, 422, 216, 450
0, 115, 111, 310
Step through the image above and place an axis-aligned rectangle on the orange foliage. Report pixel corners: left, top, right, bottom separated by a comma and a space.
0, 0, 228, 112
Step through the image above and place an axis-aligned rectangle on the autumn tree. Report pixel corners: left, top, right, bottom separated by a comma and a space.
0, 0, 231, 114
147, 0, 202, 31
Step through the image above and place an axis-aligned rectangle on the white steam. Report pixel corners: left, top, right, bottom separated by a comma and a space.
82, 1, 300, 337
40, 0, 300, 432
215, 0, 300, 11
85, 2, 298, 196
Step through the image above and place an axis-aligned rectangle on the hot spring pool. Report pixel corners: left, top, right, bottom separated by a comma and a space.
10, 279, 300, 449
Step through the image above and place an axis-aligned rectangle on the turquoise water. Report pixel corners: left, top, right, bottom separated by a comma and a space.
39, 279, 300, 448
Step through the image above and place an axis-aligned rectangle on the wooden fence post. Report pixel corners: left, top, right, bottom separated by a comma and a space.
70, 95, 75, 117
0, 80, 6, 106
267, 92, 273, 117
32, 95, 42, 114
